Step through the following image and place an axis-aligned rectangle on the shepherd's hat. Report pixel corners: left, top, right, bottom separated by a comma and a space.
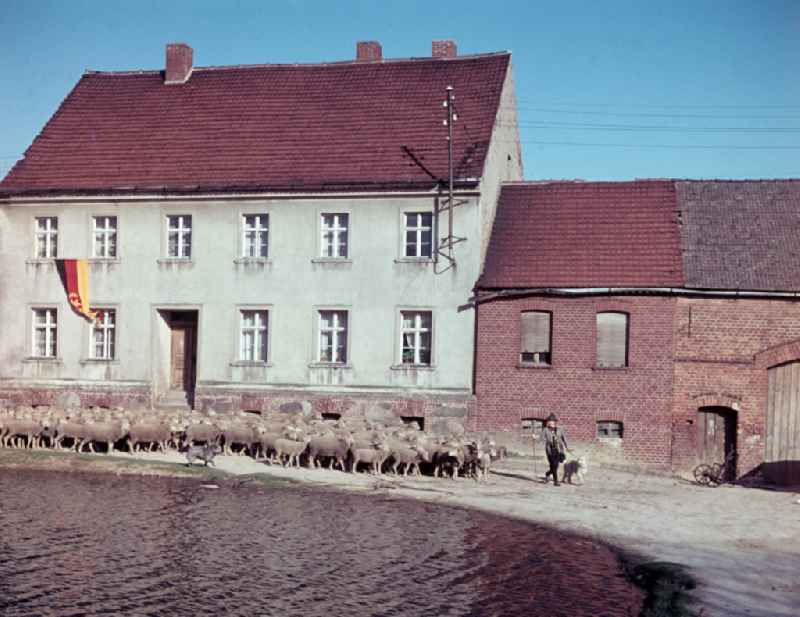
546, 412, 558, 422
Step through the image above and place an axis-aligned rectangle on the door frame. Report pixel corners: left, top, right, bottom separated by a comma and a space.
697, 406, 738, 480
151, 304, 202, 406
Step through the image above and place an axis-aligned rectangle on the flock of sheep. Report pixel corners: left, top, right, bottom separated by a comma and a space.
0, 405, 503, 481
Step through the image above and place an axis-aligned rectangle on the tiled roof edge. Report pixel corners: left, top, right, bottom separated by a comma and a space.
82, 51, 512, 76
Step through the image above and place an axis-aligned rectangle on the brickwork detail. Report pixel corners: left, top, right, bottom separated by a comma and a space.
474, 294, 800, 477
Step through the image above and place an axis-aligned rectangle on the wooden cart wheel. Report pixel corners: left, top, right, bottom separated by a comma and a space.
693, 464, 714, 486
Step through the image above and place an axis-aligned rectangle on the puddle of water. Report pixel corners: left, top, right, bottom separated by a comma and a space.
0, 469, 642, 616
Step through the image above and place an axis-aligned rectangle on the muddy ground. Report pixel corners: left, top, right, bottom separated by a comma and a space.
2, 449, 798, 617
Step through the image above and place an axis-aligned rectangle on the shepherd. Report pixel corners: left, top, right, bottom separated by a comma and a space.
539, 413, 571, 486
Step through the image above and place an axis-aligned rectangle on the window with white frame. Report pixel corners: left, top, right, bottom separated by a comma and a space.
92, 216, 117, 258
318, 310, 348, 363
400, 310, 432, 365
320, 213, 349, 258
240, 310, 268, 362
404, 212, 433, 258
167, 215, 192, 258
91, 309, 116, 359
35, 217, 58, 258
242, 214, 269, 258
32, 308, 57, 358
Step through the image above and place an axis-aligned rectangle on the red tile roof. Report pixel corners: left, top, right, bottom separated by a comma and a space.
477, 180, 685, 289
0, 53, 510, 197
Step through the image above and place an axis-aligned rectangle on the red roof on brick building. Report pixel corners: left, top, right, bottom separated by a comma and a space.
477, 180, 685, 289
0, 52, 510, 197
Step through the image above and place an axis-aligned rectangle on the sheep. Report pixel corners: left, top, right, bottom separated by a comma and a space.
220, 423, 258, 456
1, 417, 44, 449
274, 436, 310, 468
351, 441, 390, 475
127, 420, 174, 453
81, 419, 130, 454
387, 445, 431, 477
308, 433, 354, 470
185, 422, 221, 446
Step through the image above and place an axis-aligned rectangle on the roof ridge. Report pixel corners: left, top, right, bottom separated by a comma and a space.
83, 51, 511, 76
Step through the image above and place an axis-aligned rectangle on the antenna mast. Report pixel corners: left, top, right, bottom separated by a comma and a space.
435, 85, 467, 274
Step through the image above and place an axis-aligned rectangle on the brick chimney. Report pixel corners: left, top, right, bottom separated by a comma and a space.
165, 43, 193, 84
356, 41, 382, 62
432, 40, 457, 58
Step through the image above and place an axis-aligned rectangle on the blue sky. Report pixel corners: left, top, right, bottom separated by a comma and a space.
1, 0, 798, 180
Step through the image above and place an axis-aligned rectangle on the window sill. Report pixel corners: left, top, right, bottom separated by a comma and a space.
517, 362, 552, 370
229, 361, 273, 368
593, 366, 629, 371
25, 258, 56, 264
22, 357, 63, 364
79, 358, 120, 365
233, 257, 271, 265
390, 364, 436, 371
157, 258, 193, 264
87, 258, 120, 264
311, 258, 352, 264
394, 257, 434, 264
308, 362, 353, 369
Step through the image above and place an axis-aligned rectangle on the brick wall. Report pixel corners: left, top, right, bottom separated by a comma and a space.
474, 295, 678, 467
671, 297, 800, 477
474, 293, 800, 476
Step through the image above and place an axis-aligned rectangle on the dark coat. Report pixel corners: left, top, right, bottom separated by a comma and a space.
539, 426, 568, 457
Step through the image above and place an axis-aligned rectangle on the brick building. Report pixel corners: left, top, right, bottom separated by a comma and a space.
473, 179, 800, 484
0, 40, 522, 431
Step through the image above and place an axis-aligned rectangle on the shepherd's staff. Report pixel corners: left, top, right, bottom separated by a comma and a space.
532, 432, 537, 478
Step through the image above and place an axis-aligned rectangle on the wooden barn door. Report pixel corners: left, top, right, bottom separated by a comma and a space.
766, 362, 800, 485
697, 407, 737, 480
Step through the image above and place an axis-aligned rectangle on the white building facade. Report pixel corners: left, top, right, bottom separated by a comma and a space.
0, 41, 521, 431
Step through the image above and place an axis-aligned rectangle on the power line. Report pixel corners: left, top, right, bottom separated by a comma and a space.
509, 105, 800, 120
515, 99, 800, 110
509, 120, 800, 133
518, 140, 800, 150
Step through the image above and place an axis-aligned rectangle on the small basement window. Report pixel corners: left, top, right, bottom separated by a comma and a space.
521, 417, 545, 437
597, 421, 624, 439
243, 409, 262, 416
401, 416, 424, 430
321, 412, 341, 421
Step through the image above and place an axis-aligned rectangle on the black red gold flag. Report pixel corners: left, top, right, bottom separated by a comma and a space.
55, 259, 97, 320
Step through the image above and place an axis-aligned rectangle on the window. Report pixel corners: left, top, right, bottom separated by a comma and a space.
242, 214, 269, 258
35, 217, 58, 258
318, 310, 348, 363
320, 213, 349, 258
400, 310, 432, 365
91, 309, 116, 359
240, 310, 268, 362
92, 216, 117, 258
596, 312, 629, 368
597, 421, 624, 439
520, 311, 552, 365
404, 212, 433, 258
521, 417, 545, 437
32, 308, 57, 357
167, 215, 192, 258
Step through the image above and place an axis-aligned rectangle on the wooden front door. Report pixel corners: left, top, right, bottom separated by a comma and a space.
170, 323, 196, 392
697, 407, 736, 480
766, 362, 800, 485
